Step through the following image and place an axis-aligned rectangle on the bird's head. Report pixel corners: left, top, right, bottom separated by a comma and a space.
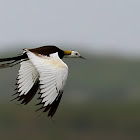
63, 50, 85, 59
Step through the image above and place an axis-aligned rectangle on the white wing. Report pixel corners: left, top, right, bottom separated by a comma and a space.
17, 60, 39, 96
26, 50, 68, 110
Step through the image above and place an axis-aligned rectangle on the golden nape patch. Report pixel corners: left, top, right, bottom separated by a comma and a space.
62, 50, 71, 55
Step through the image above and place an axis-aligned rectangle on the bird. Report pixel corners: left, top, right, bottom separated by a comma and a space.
0, 45, 85, 117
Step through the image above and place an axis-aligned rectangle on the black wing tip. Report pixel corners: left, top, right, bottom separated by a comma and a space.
11, 80, 39, 105
13, 76, 63, 118
35, 93, 63, 118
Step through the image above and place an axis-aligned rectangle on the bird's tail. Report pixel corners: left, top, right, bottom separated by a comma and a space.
0, 53, 28, 69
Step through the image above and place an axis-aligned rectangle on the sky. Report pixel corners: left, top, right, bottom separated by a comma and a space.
0, 0, 140, 57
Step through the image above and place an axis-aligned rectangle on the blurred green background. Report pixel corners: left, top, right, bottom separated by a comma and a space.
1, 0, 140, 139
0, 50, 140, 140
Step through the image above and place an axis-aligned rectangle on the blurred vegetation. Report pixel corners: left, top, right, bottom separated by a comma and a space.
0, 50, 140, 140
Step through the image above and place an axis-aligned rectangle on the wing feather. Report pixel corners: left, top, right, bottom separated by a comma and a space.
12, 60, 39, 104
26, 50, 68, 117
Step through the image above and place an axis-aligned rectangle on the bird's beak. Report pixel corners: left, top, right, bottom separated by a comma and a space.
80, 56, 86, 60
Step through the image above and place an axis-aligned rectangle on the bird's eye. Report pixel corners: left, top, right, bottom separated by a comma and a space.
75, 53, 78, 55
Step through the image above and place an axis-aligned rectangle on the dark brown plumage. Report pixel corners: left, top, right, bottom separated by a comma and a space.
29, 46, 64, 59
0, 46, 65, 69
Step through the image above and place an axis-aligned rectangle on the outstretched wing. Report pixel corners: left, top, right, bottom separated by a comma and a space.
26, 50, 68, 117
13, 60, 39, 104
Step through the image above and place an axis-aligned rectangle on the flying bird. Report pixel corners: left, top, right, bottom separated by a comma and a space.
0, 45, 84, 117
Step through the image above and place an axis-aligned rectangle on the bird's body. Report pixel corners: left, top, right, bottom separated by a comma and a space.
0, 45, 84, 117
